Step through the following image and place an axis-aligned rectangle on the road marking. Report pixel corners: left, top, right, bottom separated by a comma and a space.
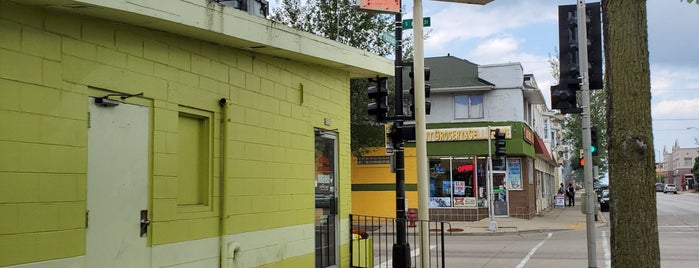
602, 231, 611, 268
515, 232, 552, 268
658, 225, 699, 228
375, 245, 436, 268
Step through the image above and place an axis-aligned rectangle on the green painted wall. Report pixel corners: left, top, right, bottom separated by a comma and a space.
0, 1, 356, 266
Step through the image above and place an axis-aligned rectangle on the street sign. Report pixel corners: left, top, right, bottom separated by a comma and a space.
381, 32, 396, 46
402, 17, 431, 30
354, 0, 400, 14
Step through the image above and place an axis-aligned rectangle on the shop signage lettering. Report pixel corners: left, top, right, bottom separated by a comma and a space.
425, 126, 512, 142
523, 127, 534, 144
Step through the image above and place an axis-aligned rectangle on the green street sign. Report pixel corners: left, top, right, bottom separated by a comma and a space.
402, 17, 431, 30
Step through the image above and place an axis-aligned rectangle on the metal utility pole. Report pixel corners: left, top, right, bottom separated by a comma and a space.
391, 6, 411, 268
576, 0, 597, 267
411, 0, 430, 267
487, 126, 497, 231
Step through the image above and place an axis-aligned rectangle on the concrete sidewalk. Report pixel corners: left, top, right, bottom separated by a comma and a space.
444, 191, 608, 236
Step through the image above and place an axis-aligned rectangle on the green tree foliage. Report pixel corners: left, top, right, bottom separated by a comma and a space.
693, 156, 699, 180
271, 0, 394, 156
603, 0, 661, 266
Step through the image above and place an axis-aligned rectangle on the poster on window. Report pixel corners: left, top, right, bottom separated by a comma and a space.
453, 197, 477, 207
442, 181, 452, 195
429, 197, 451, 207
453, 181, 466, 195
507, 159, 522, 190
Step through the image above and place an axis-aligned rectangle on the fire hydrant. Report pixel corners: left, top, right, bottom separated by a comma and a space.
408, 208, 417, 227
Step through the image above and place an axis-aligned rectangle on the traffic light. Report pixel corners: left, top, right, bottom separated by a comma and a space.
590, 126, 599, 156
558, 2, 602, 90
367, 77, 389, 122
580, 157, 585, 166
494, 129, 506, 157
409, 67, 431, 115
550, 84, 580, 114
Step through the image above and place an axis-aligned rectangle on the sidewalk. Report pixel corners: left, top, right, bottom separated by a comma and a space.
444, 191, 608, 235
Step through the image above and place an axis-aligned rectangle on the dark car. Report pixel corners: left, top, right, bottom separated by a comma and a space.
655, 183, 665, 192
599, 189, 610, 212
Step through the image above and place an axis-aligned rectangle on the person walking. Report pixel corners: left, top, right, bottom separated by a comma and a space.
566, 183, 576, 207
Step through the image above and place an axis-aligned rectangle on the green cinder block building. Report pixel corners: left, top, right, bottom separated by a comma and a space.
0, 1, 391, 267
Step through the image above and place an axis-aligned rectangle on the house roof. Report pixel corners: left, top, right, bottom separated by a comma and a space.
402, 56, 494, 90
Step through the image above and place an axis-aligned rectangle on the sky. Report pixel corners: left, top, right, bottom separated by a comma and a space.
272, 0, 699, 162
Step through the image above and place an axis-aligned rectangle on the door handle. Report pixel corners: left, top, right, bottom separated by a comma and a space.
140, 210, 150, 237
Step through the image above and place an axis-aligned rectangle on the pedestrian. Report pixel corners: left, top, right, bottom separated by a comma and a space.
567, 183, 575, 207
558, 183, 565, 195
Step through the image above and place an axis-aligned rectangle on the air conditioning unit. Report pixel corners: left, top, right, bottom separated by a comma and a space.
217, 0, 269, 18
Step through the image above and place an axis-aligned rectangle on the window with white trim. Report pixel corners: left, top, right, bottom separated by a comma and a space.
454, 94, 484, 119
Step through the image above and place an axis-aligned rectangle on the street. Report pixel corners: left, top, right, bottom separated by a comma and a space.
435, 192, 699, 268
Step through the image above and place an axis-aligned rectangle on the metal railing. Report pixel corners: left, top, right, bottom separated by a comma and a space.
350, 214, 452, 268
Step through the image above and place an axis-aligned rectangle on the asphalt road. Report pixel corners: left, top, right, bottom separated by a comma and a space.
402, 191, 699, 268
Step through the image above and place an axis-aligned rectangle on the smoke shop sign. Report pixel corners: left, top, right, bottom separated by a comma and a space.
426, 126, 511, 142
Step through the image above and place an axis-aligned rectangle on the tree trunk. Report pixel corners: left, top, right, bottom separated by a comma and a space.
603, 0, 660, 267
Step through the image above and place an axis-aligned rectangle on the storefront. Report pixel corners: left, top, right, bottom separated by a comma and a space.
422, 123, 538, 221
351, 122, 546, 221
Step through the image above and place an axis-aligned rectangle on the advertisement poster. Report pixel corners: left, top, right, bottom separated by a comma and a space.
429, 197, 451, 207
453, 197, 477, 207
453, 197, 466, 207
453, 181, 466, 195
507, 159, 522, 190
442, 181, 452, 195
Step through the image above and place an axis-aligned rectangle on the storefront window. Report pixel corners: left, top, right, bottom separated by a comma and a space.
429, 157, 483, 208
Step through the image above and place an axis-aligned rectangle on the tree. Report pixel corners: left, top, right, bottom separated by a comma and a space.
271, 0, 394, 156
602, 0, 661, 267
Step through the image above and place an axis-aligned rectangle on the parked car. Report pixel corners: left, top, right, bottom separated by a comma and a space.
655, 183, 665, 192
599, 189, 610, 212
664, 184, 678, 194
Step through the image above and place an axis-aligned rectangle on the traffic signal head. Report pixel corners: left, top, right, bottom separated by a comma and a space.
590, 126, 599, 156
494, 129, 506, 157
409, 67, 432, 116
367, 77, 389, 122
558, 2, 602, 90
551, 84, 581, 114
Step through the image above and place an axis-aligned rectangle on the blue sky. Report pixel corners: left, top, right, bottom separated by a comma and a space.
272, 0, 699, 162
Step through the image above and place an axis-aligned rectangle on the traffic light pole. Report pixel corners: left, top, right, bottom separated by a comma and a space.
576, 0, 597, 267
391, 8, 410, 268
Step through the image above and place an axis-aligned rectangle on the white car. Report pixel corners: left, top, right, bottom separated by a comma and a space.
664, 184, 678, 194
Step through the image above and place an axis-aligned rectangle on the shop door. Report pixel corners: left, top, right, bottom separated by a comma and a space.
492, 172, 509, 217
86, 98, 150, 267
314, 130, 338, 268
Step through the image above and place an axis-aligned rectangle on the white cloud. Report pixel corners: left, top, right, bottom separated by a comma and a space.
651, 65, 699, 95
652, 98, 699, 118
420, 1, 557, 52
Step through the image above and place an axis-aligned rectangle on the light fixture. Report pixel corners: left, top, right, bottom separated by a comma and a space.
94, 92, 144, 107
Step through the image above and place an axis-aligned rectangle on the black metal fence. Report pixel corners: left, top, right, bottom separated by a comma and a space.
350, 214, 452, 268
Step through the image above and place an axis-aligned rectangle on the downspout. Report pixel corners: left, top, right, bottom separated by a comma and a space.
218, 98, 233, 268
